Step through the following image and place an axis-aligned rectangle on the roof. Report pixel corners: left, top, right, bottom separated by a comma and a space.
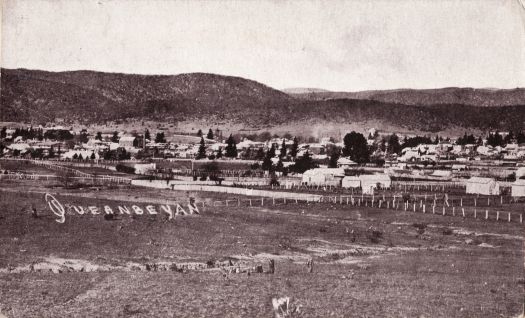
342, 176, 360, 181
303, 168, 345, 177
466, 177, 496, 184
512, 179, 525, 186
337, 157, 357, 165
119, 136, 136, 142
358, 174, 391, 181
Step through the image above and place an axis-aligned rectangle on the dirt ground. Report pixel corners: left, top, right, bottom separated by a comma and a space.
0, 179, 524, 317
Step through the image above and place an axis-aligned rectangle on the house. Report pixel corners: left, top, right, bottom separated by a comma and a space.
465, 177, 500, 195
119, 136, 137, 148
431, 170, 452, 178
515, 167, 525, 179
451, 164, 467, 171
302, 168, 345, 186
337, 157, 357, 168
341, 176, 360, 188
359, 174, 392, 194
133, 163, 156, 175
511, 179, 525, 197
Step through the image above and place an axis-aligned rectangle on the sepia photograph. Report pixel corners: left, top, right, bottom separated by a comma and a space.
0, 0, 524, 317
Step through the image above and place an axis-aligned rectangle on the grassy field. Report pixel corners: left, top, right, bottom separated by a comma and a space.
0, 179, 524, 317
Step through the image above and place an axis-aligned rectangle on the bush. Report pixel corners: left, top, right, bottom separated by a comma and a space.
367, 228, 383, 243
115, 164, 136, 174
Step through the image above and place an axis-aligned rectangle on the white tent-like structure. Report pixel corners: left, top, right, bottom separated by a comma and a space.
511, 179, 525, 197
302, 168, 345, 186
465, 177, 500, 195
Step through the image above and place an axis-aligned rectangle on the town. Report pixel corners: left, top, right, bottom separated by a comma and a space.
2, 124, 525, 196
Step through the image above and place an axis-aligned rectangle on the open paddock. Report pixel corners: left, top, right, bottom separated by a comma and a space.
0, 179, 524, 317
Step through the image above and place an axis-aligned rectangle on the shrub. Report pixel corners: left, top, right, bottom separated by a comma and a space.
115, 164, 135, 174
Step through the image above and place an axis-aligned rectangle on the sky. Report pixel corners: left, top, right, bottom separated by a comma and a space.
1, 0, 524, 91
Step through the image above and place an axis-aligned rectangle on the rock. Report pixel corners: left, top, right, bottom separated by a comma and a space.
465, 238, 474, 245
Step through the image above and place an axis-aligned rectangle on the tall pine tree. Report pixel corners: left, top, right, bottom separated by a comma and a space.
225, 135, 238, 158
196, 137, 207, 159
290, 137, 298, 160
206, 129, 214, 140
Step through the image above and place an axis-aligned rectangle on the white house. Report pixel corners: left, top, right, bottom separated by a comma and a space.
133, 163, 156, 175
465, 177, 500, 195
359, 174, 392, 194
337, 157, 357, 168
511, 179, 525, 197
341, 176, 360, 188
302, 168, 345, 186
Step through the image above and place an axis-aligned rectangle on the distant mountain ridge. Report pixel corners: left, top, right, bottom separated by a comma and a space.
2, 68, 525, 133
286, 87, 525, 107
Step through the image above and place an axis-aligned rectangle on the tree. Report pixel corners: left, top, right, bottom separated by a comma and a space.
90, 151, 96, 160
72, 153, 78, 160
206, 129, 214, 140
342, 131, 370, 164
144, 129, 151, 141
225, 134, 238, 158
386, 134, 401, 155
196, 137, 207, 159
279, 139, 287, 158
328, 150, 340, 168
111, 131, 119, 143
155, 132, 166, 143
0, 127, 6, 139
216, 147, 223, 159
504, 131, 515, 144
517, 132, 525, 144
95, 132, 102, 141
289, 151, 317, 173
196, 129, 203, 137
78, 129, 89, 143
290, 137, 299, 159
255, 148, 265, 160
262, 145, 276, 171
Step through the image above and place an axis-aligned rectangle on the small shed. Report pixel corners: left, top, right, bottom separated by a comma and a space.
359, 174, 391, 194
511, 179, 525, 197
341, 176, 360, 188
465, 177, 500, 195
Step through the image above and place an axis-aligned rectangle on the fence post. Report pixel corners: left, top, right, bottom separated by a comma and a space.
474, 209, 477, 218
496, 211, 500, 221
508, 212, 511, 222
520, 214, 523, 224
485, 210, 489, 220
462, 208, 465, 218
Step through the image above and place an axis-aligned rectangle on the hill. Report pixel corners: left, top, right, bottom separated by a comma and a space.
288, 87, 525, 107
2, 68, 525, 133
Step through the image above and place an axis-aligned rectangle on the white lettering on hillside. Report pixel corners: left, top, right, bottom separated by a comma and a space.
44, 193, 200, 223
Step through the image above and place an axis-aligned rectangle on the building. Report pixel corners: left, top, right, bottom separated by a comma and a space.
337, 157, 357, 168
301, 168, 345, 186
511, 179, 525, 197
359, 174, 392, 194
119, 136, 136, 148
341, 176, 360, 188
465, 177, 500, 195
